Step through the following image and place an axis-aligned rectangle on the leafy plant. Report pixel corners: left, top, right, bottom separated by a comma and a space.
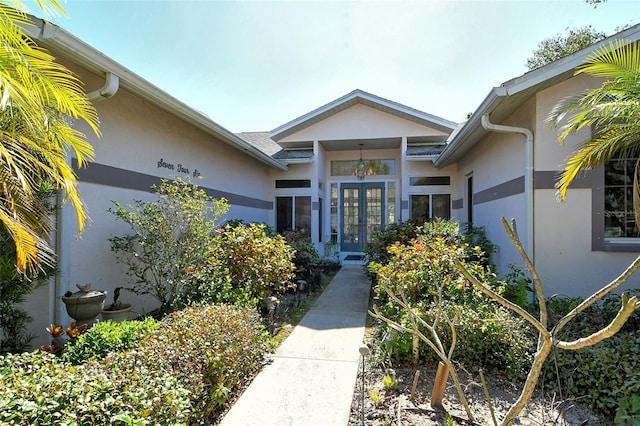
210, 223, 296, 301
615, 395, 640, 425
364, 221, 421, 267
382, 373, 398, 391
456, 217, 640, 425
0, 351, 192, 425
282, 228, 324, 290
540, 292, 640, 419
62, 317, 159, 364
130, 304, 273, 422
109, 177, 229, 313
369, 388, 384, 406
500, 264, 532, 309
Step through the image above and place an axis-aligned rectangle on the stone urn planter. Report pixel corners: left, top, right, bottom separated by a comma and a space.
101, 303, 132, 322
101, 287, 132, 322
61, 283, 107, 325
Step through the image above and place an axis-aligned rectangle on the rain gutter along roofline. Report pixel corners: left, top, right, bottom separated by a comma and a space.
434, 87, 506, 167
27, 18, 287, 171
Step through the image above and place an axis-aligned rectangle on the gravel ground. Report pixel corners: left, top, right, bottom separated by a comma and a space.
348, 363, 611, 426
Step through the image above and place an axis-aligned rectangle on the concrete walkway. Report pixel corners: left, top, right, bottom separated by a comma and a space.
220, 265, 371, 426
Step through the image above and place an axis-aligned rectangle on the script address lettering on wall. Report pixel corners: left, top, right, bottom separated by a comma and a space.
157, 158, 201, 178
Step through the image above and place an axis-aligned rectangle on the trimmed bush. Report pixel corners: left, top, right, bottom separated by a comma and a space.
131, 304, 273, 422
62, 317, 159, 364
0, 351, 192, 425
210, 223, 296, 301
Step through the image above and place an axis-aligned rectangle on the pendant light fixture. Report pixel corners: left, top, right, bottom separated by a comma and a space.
357, 144, 366, 180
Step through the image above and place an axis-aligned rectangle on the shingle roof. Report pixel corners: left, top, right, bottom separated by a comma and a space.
235, 132, 283, 156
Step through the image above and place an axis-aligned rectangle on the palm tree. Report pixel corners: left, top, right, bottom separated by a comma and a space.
547, 39, 640, 219
0, 1, 99, 274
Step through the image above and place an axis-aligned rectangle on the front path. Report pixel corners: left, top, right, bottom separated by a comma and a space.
220, 265, 371, 426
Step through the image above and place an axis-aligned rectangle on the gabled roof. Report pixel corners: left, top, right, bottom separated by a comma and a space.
269, 89, 457, 141
25, 17, 287, 171
434, 23, 640, 168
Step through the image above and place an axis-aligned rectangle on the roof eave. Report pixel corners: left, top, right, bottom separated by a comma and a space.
26, 18, 287, 172
434, 23, 640, 169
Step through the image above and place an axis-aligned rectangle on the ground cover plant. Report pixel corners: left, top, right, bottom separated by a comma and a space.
0, 303, 273, 425
455, 218, 640, 425
0, 350, 192, 425
539, 291, 640, 421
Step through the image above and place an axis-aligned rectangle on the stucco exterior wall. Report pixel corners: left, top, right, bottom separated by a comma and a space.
278, 104, 448, 142
23, 63, 276, 347
453, 98, 536, 278
533, 75, 640, 296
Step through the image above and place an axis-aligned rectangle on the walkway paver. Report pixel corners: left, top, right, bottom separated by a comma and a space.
220, 265, 371, 426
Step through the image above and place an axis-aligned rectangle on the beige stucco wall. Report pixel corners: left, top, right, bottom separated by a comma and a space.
22, 62, 276, 347
453, 73, 640, 298
278, 104, 448, 142
533, 75, 640, 296
452, 98, 536, 278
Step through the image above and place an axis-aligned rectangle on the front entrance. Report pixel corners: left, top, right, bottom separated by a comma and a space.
340, 182, 385, 252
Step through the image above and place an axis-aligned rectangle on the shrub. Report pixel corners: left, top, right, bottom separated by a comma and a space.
109, 177, 229, 313
62, 317, 159, 364
211, 223, 296, 301
282, 228, 324, 290
364, 221, 421, 266
540, 292, 640, 418
369, 219, 533, 380
132, 304, 273, 422
0, 351, 192, 425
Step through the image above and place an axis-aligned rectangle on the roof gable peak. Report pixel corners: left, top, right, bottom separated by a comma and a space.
269, 89, 456, 141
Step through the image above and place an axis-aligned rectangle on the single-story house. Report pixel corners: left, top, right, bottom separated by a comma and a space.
16, 17, 640, 346
435, 23, 640, 298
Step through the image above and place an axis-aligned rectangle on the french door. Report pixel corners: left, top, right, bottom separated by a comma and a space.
340, 183, 385, 252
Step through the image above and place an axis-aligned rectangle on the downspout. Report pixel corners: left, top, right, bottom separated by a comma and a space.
481, 114, 535, 263
52, 73, 119, 327
87, 72, 119, 102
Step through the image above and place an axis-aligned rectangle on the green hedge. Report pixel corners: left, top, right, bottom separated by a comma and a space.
540, 293, 640, 420
0, 351, 191, 425
0, 304, 273, 425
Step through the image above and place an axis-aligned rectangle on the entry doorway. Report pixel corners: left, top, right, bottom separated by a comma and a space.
340, 182, 385, 252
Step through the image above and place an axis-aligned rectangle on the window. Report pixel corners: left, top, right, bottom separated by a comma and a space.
330, 183, 338, 243
605, 158, 639, 238
276, 196, 311, 233
410, 176, 451, 186
275, 179, 311, 188
330, 159, 396, 177
410, 194, 451, 224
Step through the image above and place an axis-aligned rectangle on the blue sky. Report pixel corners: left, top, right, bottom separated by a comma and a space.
28, 0, 637, 132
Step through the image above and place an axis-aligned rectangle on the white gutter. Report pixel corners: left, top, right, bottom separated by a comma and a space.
283, 158, 313, 164
481, 114, 535, 262
27, 18, 287, 172
87, 72, 119, 102
406, 155, 439, 162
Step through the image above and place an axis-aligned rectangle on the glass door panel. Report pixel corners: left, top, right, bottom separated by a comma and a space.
341, 183, 385, 252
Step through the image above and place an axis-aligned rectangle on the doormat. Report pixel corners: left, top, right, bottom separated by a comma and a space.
344, 255, 364, 261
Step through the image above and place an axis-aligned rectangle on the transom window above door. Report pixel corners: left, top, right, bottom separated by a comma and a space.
330, 159, 396, 177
